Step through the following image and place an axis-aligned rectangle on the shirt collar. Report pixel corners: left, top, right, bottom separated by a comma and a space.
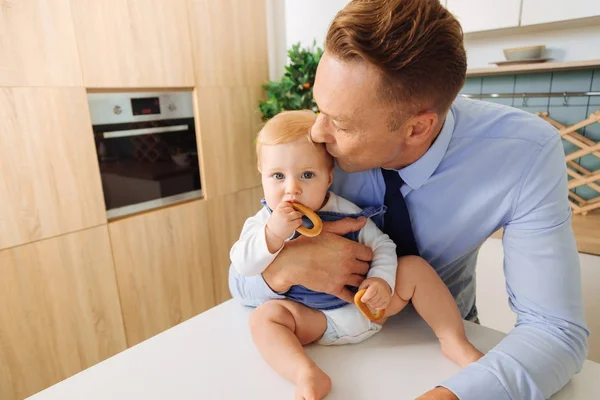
398, 107, 455, 190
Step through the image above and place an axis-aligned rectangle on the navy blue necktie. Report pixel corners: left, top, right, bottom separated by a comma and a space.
381, 168, 420, 257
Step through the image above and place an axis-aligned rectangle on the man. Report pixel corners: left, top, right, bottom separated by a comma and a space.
230, 0, 589, 398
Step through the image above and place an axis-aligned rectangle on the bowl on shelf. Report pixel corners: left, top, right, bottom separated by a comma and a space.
503, 45, 546, 61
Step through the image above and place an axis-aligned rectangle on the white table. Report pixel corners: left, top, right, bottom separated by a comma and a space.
28, 300, 600, 399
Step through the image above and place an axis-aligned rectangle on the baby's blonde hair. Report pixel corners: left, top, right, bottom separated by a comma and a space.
256, 110, 333, 172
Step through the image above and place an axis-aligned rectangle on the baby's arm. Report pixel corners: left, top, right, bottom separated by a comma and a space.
230, 209, 283, 276
357, 219, 398, 292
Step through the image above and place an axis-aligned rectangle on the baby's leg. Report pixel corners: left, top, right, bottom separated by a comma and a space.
249, 300, 331, 400
385, 256, 484, 367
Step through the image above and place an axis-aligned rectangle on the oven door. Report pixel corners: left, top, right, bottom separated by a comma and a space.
93, 118, 202, 219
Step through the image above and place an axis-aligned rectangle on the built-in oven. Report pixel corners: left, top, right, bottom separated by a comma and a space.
87, 91, 202, 219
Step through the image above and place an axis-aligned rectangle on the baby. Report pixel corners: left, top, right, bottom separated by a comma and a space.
230, 110, 483, 399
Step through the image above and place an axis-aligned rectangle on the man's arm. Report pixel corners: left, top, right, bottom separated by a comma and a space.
440, 134, 589, 399
229, 217, 374, 306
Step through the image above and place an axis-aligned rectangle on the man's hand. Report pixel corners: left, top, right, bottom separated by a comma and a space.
415, 387, 459, 400
262, 216, 374, 302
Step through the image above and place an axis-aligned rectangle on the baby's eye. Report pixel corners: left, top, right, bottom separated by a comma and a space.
273, 173, 284, 180
302, 172, 314, 179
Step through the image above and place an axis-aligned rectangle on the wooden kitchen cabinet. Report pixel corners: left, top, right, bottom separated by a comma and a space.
0, 226, 127, 400
0, 0, 82, 86
108, 200, 216, 346
521, 0, 600, 26
188, 0, 269, 87
70, 0, 194, 88
446, 0, 522, 33
0, 88, 106, 251
196, 86, 264, 198
207, 186, 264, 304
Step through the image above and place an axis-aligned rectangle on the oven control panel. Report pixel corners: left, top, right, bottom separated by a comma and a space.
87, 91, 194, 125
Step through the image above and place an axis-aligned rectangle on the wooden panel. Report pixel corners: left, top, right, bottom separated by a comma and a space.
0, 88, 106, 251
196, 86, 263, 198
572, 211, 600, 256
188, 0, 269, 87
70, 0, 194, 87
0, 0, 82, 86
108, 200, 215, 346
467, 59, 600, 78
208, 186, 264, 304
0, 226, 126, 400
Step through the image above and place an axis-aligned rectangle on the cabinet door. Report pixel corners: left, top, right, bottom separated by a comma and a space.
108, 200, 215, 346
196, 86, 263, 198
70, 0, 194, 87
0, 226, 126, 400
522, 0, 600, 25
0, 88, 106, 251
0, 0, 82, 86
189, 0, 269, 87
446, 0, 522, 33
208, 186, 264, 304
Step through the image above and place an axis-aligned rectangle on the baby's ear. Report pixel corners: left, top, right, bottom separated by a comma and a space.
328, 167, 334, 186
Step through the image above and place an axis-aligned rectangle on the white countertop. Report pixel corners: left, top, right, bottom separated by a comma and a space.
28, 300, 600, 400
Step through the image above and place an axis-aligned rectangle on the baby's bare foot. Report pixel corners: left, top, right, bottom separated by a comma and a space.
294, 365, 332, 400
440, 336, 484, 368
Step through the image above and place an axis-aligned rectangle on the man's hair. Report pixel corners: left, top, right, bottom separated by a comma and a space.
256, 110, 333, 171
326, 0, 466, 117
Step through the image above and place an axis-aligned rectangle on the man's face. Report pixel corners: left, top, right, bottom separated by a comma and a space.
311, 52, 406, 172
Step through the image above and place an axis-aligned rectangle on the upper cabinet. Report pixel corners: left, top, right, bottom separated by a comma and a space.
446, 0, 600, 34
188, 0, 269, 87
446, 0, 522, 33
70, 0, 194, 88
521, 0, 600, 25
0, 0, 82, 86
0, 88, 106, 251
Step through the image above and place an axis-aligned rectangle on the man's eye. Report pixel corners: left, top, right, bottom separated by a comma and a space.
273, 173, 284, 180
302, 172, 314, 179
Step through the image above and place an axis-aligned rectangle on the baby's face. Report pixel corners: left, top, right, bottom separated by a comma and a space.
260, 138, 333, 211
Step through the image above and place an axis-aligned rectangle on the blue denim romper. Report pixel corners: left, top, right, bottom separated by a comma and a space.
260, 199, 386, 310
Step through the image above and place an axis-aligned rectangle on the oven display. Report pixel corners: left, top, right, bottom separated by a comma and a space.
131, 97, 161, 115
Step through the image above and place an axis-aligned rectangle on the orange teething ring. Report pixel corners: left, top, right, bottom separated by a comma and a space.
290, 202, 323, 237
354, 289, 386, 322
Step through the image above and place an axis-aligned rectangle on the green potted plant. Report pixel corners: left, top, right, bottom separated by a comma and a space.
259, 41, 324, 120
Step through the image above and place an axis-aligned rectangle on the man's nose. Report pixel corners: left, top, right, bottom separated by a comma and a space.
311, 114, 334, 144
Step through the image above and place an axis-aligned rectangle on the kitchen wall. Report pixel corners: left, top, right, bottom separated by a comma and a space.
0, 1, 267, 399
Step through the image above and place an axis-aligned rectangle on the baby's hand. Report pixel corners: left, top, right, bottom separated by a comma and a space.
359, 278, 392, 311
266, 201, 303, 241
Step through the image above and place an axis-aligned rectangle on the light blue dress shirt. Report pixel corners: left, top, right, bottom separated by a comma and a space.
229, 96, 589, 399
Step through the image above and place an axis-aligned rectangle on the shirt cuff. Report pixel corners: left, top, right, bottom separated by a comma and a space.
440, 360, 509, 400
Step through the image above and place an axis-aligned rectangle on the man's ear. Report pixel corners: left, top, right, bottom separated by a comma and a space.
405, 111, 439, 145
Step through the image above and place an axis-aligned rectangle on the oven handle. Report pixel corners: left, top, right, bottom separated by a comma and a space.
102, 124, 189, 139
